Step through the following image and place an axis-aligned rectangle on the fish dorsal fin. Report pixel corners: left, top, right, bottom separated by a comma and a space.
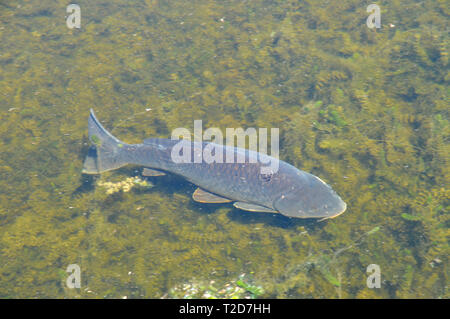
233, 202, 278, 213
192, 188, 233, 203
142, 168, 166, 177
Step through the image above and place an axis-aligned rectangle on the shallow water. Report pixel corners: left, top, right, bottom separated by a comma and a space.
0, 0, 448, 298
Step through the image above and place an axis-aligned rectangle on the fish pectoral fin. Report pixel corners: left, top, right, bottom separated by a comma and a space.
142, 168, 166, 177
233, 202, 278, 213
192, 188, 233, 203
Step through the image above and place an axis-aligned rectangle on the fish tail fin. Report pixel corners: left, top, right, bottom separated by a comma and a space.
82, 109, 128, 174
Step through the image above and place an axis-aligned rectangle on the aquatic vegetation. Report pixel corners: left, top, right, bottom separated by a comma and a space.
168, 273, 263, 299
235, 274, 264, 298
0, 0, 448, 299
97, 177, 153, 195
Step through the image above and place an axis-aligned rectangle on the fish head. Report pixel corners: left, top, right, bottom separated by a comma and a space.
273, 172, 346, 219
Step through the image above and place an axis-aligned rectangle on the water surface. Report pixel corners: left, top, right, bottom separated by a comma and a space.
0, 0, 448, 298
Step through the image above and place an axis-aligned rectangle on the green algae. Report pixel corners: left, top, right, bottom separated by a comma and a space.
401, 213, 422, 222
0, 0, 448, 299
236, 274, 264, 298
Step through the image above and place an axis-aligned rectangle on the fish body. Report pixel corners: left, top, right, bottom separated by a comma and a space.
82, 109, 347, 219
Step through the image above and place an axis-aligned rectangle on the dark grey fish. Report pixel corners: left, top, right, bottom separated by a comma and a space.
82, 109, 347, 220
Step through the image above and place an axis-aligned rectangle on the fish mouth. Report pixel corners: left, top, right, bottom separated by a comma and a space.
319, 200, 347, 221
331, 201, 347, 218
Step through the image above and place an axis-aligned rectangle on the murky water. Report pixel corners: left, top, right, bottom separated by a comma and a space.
0, 0, 448, 298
